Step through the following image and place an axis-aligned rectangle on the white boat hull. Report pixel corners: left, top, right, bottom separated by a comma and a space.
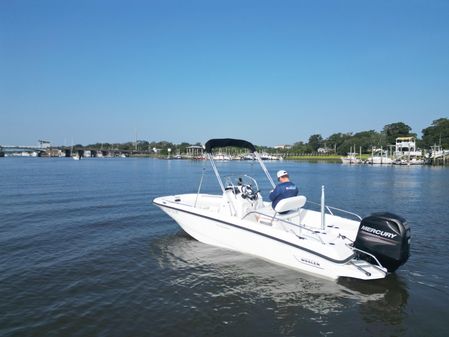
340, 157, 361, 164
154, 195, 387, 281
367, 156, 393, 164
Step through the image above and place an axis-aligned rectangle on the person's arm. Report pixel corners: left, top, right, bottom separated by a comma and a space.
269, 185, 281, 201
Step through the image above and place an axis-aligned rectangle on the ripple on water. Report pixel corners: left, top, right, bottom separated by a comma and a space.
1, 159, 449, 337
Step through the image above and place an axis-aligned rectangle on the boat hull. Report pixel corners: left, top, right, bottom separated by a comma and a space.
154, 196, 387, 281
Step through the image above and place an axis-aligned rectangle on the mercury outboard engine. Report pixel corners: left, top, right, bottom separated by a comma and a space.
353, 212, 411, 272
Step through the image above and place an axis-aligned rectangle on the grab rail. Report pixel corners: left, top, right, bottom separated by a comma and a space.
350, 246, 384, 269
194, 168, 206, 208
306, 200, 363, 221
242, 210, 325, 244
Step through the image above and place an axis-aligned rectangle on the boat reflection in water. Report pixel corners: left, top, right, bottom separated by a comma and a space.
150, 230, 409, 336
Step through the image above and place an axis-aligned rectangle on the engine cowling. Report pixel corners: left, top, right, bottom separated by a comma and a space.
353, 212, 411, 272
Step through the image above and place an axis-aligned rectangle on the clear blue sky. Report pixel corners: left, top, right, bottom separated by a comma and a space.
1, 0, 448, 146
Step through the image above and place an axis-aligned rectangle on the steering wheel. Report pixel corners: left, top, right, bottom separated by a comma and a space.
241, 184, 258, 201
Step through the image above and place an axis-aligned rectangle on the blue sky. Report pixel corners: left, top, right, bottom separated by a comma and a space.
1, 0, 448, 147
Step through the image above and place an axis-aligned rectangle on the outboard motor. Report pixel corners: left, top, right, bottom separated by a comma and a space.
354, 212, 411, 272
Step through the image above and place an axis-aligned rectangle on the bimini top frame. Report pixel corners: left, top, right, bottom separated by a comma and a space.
204, 138, 257, 154
203, 138, 276, 193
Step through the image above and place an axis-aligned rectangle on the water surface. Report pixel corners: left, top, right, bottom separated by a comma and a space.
1, 158, 448, 336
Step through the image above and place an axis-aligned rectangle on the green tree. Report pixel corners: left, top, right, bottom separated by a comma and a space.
178, 142, 191, 154
422, 118, 449, 148
119, 142, 134, 151
307, 134, 323, 152
353, 130, 382, 152
290, 141, 307, 154
382, 122, 413, 144
326, 132, 352, 155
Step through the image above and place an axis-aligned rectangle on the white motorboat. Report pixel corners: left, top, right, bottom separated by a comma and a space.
366, 148, 393, 165
153, 139, 411, 281
393, 157, 426, 165
393, 136, 426, 165
340, 152, 362, 164
212, 153, 231, 161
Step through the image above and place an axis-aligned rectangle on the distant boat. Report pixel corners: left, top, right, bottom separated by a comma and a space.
241, 153, 255, 160
340, 153, 361, 164
341, 146, 362, 164
212, 153, 231, 161
394, 157, 425, 165
428, 145, 449, 161
366, 148, 393, 165
393, 137, 425, 165
260, 153, 282, 161
368, 156, 393, 165
70, 139, 79, 160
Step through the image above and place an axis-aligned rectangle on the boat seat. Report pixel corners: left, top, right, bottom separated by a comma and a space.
256, 196, 307, 225
274, 196, 307, 214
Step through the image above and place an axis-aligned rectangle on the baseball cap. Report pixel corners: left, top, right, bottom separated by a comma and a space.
277, 170, 288, 179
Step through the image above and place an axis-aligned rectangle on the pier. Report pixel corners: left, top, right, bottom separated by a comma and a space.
429, 145, 449, 165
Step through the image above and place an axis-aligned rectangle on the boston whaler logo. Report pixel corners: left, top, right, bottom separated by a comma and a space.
299, 257, 321, 268
361, 225, 397, 239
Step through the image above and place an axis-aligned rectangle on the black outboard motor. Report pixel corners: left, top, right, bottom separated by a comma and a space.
353, 212, 411, 272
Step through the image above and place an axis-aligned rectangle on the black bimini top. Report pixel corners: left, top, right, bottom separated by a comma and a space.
204, 138, 257, 154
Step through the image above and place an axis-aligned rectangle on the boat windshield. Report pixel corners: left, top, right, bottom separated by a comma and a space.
224, 175, 259, 193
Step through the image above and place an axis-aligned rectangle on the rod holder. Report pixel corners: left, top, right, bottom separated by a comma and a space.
321, 185, 325, 230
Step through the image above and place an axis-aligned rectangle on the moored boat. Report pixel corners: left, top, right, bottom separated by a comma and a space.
366, 148, 393, 165
340, 152, 362, 164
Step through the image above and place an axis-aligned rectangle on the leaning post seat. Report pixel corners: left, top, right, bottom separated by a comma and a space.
274, 196, 307, 214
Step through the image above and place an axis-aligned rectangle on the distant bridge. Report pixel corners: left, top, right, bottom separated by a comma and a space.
0, 140, 51, 156
1, 140, 50, 150
0, 144, 152, 158
0, 145, 48, 155
1, 145, 47, 150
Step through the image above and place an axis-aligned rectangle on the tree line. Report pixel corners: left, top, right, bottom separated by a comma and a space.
80, 118, 449, 156
274, 118, 449, 155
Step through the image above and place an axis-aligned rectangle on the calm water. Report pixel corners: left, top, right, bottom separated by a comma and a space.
1, 158, 449, 337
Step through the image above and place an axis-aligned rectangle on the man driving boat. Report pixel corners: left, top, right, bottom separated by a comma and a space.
269, 170, 299, 211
